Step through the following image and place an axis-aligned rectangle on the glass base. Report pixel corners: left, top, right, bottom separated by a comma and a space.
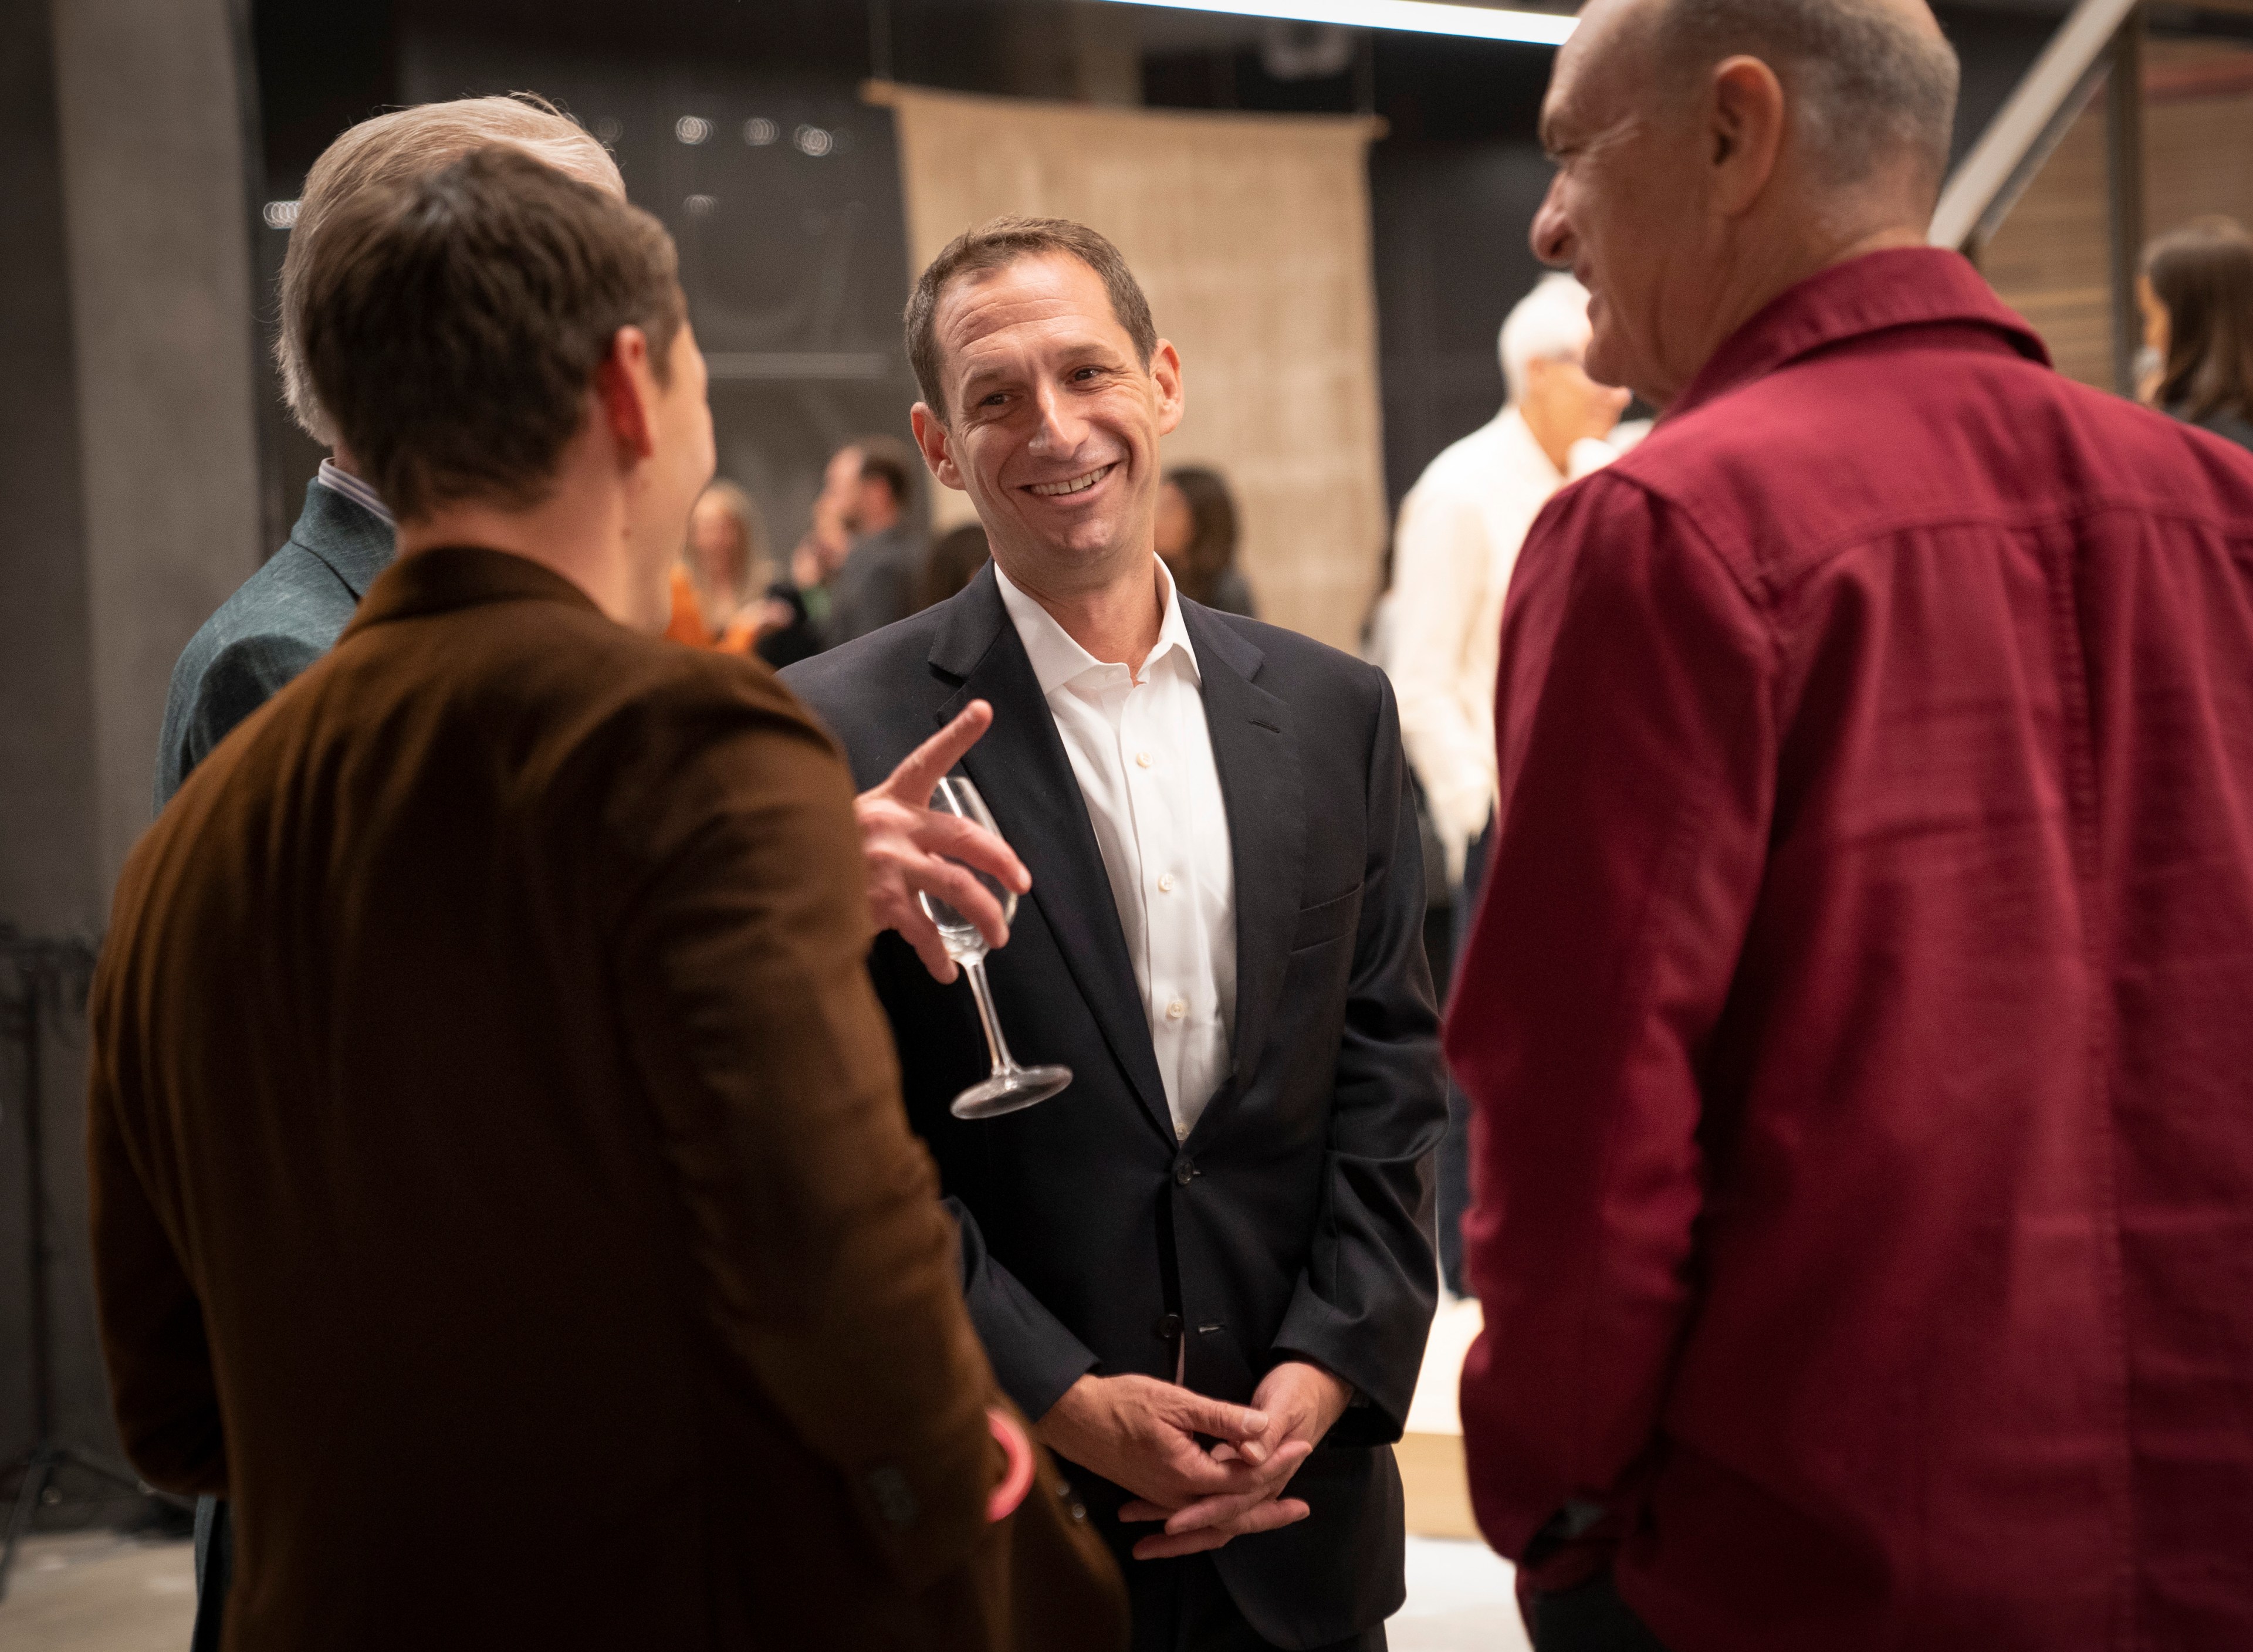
950, 1064, 1074, 1120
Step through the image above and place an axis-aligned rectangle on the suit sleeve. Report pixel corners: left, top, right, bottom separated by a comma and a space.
86, 943, 228, 1496
1271, 673, 1448, 1444
607, 703, 1004, 1591
1447, 476, 1775, 1565
949, 1189, 1100, 1420
157, 632, 324, 808
860, 932, 1102, 1423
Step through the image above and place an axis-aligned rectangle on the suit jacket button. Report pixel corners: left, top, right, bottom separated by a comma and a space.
1175, 1158, 1196, 1185
1155, 1312, 1183, 1340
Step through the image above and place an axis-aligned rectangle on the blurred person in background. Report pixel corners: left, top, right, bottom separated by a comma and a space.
1452, 0, 2253, 1644
918, 520, 992, 611
2139, 216, 2253, 453
1381, 271, 1629, 1303
92, 147, 1124, 1652
668, 479, 784, 653
1153, 467, 1257, 617
772, 440, 864, 659
146, 91, 626, 1652
824, 434, 928, 645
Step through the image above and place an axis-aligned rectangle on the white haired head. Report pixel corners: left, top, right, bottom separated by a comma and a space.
1499, 273, 1595, 405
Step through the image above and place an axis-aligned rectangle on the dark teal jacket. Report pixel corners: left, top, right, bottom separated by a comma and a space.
154, 479, 391, 808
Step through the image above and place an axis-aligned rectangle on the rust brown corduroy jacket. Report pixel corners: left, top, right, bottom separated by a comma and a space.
88, 546, 1125, 1651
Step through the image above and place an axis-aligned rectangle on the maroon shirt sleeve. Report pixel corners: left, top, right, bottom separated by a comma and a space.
1445, 473, 1777, 1568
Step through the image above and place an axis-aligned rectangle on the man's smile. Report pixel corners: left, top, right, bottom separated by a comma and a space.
1024, 464, 1115, 498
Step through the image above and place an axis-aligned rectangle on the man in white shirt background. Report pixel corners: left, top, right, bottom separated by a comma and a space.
1379, 273, 1632, 1301
787, 215, 1444, 1652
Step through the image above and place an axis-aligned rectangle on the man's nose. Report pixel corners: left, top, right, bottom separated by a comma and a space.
1027, 382, 1084, 455
1530, 172, 1573, 269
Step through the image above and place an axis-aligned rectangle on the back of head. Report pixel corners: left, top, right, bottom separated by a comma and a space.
905, 215, 1156, 421
1654, 0, 1960, 201
280, 94, 624, 448
2147, 217, 2253, 425
298, 146, 683, 523
1500, 274, 1595, 404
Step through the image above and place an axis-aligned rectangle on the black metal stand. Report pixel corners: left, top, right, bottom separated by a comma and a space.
0, 924, 142, 1604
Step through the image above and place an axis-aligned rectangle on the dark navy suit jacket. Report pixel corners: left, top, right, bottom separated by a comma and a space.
785, 565, 1445, 1648
155, 479, 393, 808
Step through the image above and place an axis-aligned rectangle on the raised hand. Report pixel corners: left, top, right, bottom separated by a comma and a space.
852, 699, 1030, 981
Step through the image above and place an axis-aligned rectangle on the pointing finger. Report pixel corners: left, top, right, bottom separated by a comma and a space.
881, 702, 994, 805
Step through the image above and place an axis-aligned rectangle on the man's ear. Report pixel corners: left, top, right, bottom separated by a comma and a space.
1707, 55, 1787, 218
1150, 340, 1185, 439
909, 402, 966, 492
595, 325, 658, 465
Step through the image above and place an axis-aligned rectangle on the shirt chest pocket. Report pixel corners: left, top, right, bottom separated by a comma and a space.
1289, 884, 1363, 953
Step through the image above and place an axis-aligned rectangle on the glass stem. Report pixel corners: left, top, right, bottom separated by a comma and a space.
963, 959, 1017, 1076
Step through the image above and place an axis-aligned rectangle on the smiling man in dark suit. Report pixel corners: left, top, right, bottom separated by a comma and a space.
785, 217, 1445, 1652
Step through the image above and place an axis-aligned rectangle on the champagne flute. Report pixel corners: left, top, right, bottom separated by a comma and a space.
918, 775, 1074, 1119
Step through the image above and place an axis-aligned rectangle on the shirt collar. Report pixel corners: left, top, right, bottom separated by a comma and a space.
316, 458, 395, 529
1492, 405, 1565, 483
993, 554, 1202, 700
1667, 247, 2051, 422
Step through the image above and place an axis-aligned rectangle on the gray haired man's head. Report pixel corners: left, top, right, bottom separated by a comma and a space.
1528, 0, 1960, 408
1653, 0, 1960, 190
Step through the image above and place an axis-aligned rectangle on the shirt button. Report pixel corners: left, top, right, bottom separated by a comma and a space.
1158, 873, 1176, 893
1175, 1119, 1189, 1142
1135, 751, 1153, 769
1166, 998, 1187, 1021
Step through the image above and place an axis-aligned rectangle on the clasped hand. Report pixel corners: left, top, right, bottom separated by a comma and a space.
1038, 1363, 1351, 1560
854, 700, 1030, 982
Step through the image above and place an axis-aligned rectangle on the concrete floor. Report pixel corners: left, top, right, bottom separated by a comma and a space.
0, 1532, 197, 1652
0, 1532, 1525, 1650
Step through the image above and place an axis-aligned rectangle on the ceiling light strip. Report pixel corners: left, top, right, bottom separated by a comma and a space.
1094, 0, 1576, 47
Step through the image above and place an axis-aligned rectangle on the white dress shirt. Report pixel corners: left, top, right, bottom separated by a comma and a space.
316, 457, 395, 528
1381, 406, 1623, 882
994, 558, 1236, 1142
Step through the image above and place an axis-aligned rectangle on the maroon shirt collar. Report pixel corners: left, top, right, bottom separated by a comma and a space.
1666, 246, 2051, 421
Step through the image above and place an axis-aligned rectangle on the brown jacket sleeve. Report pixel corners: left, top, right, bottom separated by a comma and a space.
601, 688, 1056, 1596
87, 899, 229, 1498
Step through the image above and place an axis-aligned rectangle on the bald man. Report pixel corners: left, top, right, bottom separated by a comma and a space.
1446, 1, 2253, 1648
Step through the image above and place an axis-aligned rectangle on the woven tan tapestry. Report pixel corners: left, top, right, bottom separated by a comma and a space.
877, 82, 1388, 651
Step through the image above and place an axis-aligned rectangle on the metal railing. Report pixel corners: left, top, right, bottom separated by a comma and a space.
1929, 0, 2148, 392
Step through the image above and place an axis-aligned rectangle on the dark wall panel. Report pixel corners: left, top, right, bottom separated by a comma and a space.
399, 32, 925, 559
1369, 141, 1557, 517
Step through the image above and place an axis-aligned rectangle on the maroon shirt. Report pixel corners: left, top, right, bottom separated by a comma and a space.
1448, 248, 2253, 1651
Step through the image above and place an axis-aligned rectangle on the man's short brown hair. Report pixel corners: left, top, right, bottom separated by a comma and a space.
279, 94, 621, 449
299, 145, 684, 522
905, 216, 1157, 422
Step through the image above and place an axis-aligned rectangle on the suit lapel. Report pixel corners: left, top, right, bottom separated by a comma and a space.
1183, 605, 1305, 1138
929, 571, 1175, 1143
